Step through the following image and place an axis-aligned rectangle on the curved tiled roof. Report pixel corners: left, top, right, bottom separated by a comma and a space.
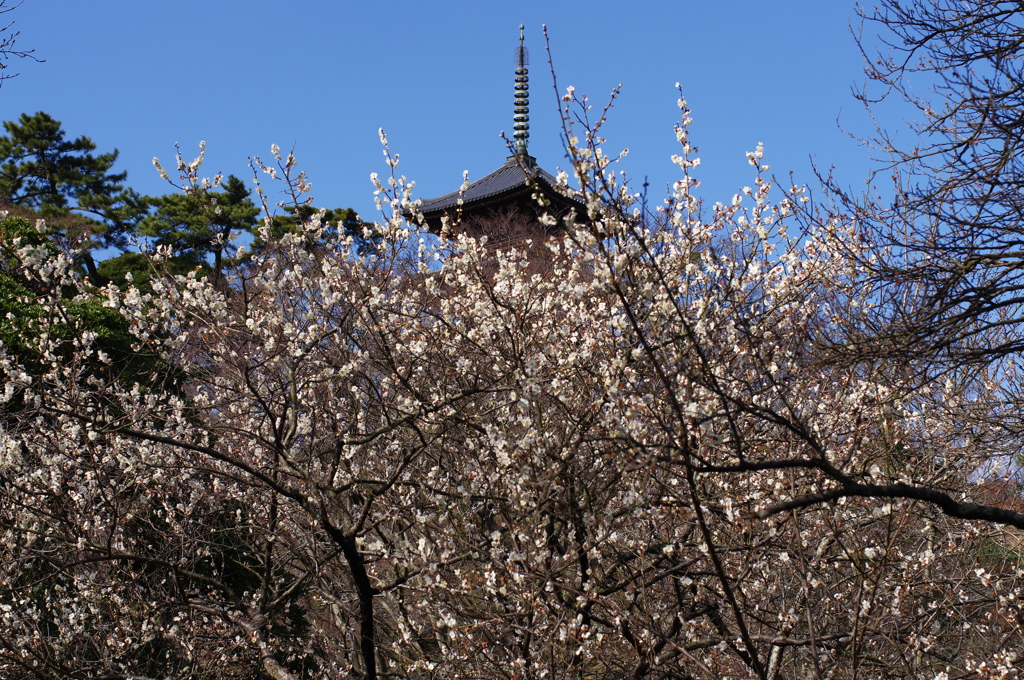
417, 154, 564, 215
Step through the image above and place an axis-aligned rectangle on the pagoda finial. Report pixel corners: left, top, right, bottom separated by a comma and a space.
513, 24, 530, 155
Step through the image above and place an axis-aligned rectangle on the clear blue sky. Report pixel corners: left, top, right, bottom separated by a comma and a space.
1, 1, 890, 224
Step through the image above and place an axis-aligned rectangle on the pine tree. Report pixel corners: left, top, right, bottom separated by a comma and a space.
0, 112, 146, 277
139, 174, 259, 283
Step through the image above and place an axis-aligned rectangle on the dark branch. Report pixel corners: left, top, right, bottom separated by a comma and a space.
750, 481, 1024, 529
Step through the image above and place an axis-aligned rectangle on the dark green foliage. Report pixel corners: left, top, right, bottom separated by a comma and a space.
0, 111, 123, 214
95, 251, 155, 294
0, 112, 146, 250
259, 204, 381, 256
140, 174, 259, 281
0, 216, 171, 410
96, 249, 210, 295
0, 214, 50, 371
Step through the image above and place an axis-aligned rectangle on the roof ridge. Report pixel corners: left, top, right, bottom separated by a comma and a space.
416, 155, 560, 214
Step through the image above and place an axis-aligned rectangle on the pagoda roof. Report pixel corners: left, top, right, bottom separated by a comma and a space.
418, 154, 558, 212
415, 154, 587, 233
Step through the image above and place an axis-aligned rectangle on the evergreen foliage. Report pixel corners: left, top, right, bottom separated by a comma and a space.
260, 204, 380, 256
140, 174, 259, 281
0, 112, 146, 246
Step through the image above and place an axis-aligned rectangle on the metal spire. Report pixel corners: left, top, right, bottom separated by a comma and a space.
513, 24, 530, 155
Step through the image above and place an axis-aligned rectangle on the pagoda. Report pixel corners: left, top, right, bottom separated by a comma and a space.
415, 26, 587, 243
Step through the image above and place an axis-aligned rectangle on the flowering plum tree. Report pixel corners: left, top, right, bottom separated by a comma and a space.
2, 75, 1024, 680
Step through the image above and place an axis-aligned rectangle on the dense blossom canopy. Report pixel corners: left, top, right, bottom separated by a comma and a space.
2, 49, 1024, 680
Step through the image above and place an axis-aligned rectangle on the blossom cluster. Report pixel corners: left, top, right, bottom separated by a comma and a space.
0, 96, 1021, 680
